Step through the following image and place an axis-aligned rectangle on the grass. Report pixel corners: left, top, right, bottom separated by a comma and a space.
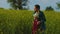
0, 9, 60, 34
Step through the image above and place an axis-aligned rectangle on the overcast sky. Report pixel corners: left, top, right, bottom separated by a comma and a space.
0, 0, 60, 10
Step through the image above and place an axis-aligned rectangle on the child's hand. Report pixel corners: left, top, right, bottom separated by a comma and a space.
37, 21, 41, 25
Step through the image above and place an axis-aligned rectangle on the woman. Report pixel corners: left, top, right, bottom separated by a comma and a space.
32, 5, 46, 34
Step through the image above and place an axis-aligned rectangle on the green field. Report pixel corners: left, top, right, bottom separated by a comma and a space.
0, 9, 60, 34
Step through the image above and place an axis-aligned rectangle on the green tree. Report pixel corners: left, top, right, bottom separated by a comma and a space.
56, 2, 60, 9
7, 0, 28, 10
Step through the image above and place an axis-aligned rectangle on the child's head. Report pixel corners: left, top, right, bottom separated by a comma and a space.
34, 4, 40, 12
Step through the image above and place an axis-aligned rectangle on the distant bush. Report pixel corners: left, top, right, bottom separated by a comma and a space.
0, 8, 4, 10
45, 6, 54, 11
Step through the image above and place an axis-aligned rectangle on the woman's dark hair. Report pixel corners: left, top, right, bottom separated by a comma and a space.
35, 4, 40, 10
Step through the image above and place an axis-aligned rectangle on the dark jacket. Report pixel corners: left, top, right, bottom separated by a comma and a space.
38, 11, 46, 22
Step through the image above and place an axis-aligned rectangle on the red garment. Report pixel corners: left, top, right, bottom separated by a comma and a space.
32, 19, 38, 34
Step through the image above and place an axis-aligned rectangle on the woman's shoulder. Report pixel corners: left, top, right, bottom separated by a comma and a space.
39, 11, 44, 14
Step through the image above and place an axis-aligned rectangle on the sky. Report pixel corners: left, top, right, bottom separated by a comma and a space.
0, 0, 10, 8
0, 0, 60, 10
